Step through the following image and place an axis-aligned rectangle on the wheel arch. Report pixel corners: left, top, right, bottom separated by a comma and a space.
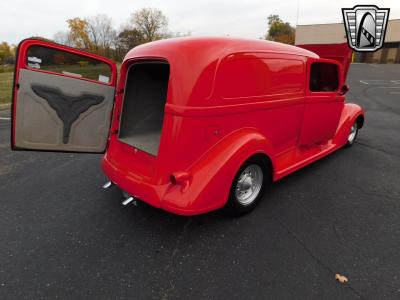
160, 128, 277, 215
333, 103, 365, 146
243, 152, 274, 183
356, 114, 364, 129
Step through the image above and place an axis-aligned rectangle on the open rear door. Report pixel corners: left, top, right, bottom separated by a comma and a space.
12, 39, 117, 153
296, 43, 352, 82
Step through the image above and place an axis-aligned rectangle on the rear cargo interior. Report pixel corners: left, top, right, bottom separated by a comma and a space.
118, 61, 170, 156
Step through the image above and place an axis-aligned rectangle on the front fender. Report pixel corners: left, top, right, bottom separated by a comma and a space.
160, 128, 275, 215
333, 103, 365, 146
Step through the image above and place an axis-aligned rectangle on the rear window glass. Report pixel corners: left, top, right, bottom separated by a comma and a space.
309, 62, 339, 92
26, 45, 112, 83
218, 58, 304, 98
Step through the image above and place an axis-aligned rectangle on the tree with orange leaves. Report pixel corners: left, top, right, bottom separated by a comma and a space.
265, 15, 295, 45
67, 18, 93, 50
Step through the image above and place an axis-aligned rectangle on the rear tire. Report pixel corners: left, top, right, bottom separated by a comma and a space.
345, 121, 358, 147
224, 156, 269, 216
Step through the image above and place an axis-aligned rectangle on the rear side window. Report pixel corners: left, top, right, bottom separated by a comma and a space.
309, 62, 339, 92
26, 45, 112, 84
218, 58, 304, 99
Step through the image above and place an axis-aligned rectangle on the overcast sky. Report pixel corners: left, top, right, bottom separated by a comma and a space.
1, 0, 399, 45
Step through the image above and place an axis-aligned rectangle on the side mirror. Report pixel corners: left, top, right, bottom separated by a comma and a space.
339, 84, 349, 95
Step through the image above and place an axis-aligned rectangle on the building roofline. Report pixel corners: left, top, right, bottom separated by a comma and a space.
297, 18, 400, 27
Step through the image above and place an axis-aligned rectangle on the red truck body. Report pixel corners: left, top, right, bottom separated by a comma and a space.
11, 37, 364, 215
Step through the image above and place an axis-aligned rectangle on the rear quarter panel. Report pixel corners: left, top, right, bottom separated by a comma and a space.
160, 128, 275, 214
159, 52, 308, 213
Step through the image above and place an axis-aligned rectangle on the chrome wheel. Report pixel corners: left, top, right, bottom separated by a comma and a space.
348, 122, 358, 144
234, 164, 263, 206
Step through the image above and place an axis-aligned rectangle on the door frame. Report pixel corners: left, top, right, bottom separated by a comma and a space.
11, 38, 117, 152
299, 58, 344, 146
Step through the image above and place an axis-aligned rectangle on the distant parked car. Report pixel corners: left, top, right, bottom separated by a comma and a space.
11, 37, 364, 216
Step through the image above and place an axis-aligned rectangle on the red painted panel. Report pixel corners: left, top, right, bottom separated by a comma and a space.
217, 57, 304, 98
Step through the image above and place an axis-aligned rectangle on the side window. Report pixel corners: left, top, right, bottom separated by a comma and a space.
309, 62, 339, 92
26, 45, 112, 84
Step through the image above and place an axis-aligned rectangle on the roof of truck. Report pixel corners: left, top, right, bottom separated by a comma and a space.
123, 37, 319, 107
125, 36, 319, 61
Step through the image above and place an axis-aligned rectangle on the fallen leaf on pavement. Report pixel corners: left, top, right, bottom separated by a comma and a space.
335, 273, 348, 283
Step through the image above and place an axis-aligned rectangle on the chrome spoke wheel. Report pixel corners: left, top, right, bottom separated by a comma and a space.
348, 122, 358, 144
234, 164, 263, 206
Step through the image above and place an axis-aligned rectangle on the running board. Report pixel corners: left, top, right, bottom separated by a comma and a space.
274, 141, 339, 181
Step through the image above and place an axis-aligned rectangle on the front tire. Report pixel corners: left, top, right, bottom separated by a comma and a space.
224, 156, 268, 216
345, 121, 358, 147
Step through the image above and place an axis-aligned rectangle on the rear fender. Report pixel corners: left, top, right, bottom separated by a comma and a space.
161, 128, 274, 215
333, 103, 365, 146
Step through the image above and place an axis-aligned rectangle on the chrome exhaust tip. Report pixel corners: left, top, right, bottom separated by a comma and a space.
122, 196, 137, 206
102, 181, 113, 190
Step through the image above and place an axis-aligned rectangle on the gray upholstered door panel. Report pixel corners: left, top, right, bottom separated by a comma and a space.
15, 69, 115, 152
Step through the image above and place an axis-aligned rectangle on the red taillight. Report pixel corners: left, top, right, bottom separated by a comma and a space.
170, 172, 190, 184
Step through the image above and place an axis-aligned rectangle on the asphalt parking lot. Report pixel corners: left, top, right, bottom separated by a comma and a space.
0, 63, 399, 299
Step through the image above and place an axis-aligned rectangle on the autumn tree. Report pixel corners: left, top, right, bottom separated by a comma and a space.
114, 28, 145, 61
130, 8, 169, 42
265, 15, 295, 45
53, 31, 73, 47
53, 9, 175, 61
86, 14, 116, 56
0, 42, 16, 64
67, 18, 93, 50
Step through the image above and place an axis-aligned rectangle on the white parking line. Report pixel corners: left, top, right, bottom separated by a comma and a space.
0, 117, 11, 120
359, 79, 400, 85
377, 87, 400, 89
